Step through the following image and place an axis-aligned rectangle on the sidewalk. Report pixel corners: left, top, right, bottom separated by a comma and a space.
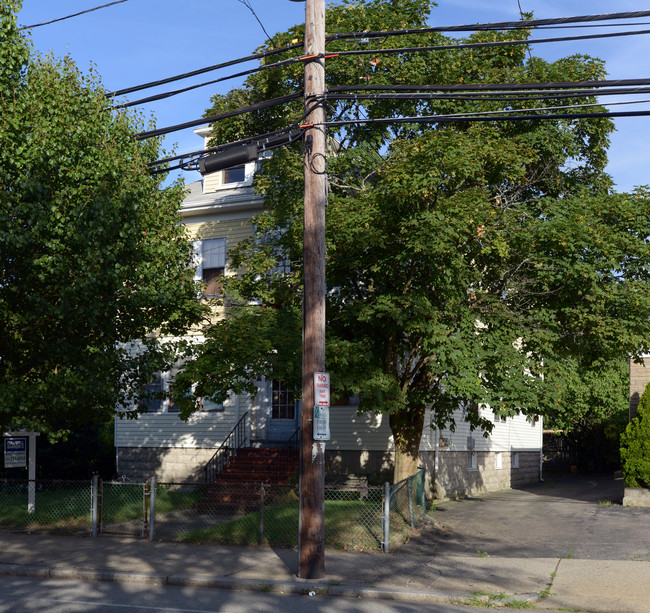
0, 531, 649, 612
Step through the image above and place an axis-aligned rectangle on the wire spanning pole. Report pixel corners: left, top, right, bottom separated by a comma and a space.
299, 0, 326, 580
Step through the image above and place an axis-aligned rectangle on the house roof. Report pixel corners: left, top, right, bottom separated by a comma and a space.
181, 180, 263, 219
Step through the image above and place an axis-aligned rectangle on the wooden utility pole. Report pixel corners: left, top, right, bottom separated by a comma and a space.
299, 0, 326, 580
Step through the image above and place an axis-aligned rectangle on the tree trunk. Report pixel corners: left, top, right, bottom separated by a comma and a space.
389, 405, 425, 483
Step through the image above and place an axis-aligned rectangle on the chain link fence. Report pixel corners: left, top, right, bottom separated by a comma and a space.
0, 479, 92, 533
0, 470, 427, 551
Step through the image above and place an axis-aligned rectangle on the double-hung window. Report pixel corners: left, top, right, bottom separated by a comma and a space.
194, 238, 226, 296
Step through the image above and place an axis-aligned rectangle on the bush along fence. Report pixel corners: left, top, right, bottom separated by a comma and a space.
0, 470, 426, 551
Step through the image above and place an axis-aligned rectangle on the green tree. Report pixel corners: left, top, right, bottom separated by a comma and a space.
621, 382, 650, 488
0, 1, 205, 437
175, 0, 650, 481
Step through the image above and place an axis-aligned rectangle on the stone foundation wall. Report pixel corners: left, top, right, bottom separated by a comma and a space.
117, 447, 217, 483
324, 448, 539, 500
118, 446, 540, 497
433, 450, 540, 499
629, 358, 649, 420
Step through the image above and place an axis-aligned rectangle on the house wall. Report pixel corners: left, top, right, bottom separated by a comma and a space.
323, 405, 541, 498
629, 357, 649, 420
115, 394, 249, 482
432, 450, 541, 499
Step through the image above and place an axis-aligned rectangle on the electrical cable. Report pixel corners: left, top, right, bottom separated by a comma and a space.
237, 0, 275, 45
112, 27, 650, 110
135, 91, 303, 141
316, 108, 650, 129
325, 87, 650, 103
18, 0, 128, 30
107, 42, 303, 98
327, 77, 650, 93
106, 11, 650, 103
134, 77, 650, 141
325, 10, 650, 41
328, 27, 650, 60
147, 126, 305, 173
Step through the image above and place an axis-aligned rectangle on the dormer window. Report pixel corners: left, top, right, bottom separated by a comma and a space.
202, 160, 256, 193
222, 164, 246, 184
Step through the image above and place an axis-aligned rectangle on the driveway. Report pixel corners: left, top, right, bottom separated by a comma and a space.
397, 475, 650, 561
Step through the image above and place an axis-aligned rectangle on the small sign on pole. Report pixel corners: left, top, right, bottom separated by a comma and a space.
4, 437, 27, 468
314, 372, 330, 407
313, 405, 330, 441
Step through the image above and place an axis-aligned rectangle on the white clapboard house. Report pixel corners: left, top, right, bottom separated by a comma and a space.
114, 129, 543, 498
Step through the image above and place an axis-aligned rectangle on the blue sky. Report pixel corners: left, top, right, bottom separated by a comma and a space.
16, 0, 650, 191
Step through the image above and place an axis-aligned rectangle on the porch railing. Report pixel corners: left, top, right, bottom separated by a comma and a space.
205, 412, 249, 483
286, 426, 300, 450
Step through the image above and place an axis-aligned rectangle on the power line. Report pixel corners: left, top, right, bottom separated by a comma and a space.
316, 108, 650, 129
328, 78, 650, 93
134, 78, 650, 141
107, 42, 303, 98
328, 27, 650, 60
325, 88, 650, 103
107, 10, 650, 105
147, 103, 650, 176
135, 91, 303, 140
147, 126, 304, 174
237, 0, 275, 44
113, 25, 650, 111
18, 0, 128, 31
325, 10, 650, 41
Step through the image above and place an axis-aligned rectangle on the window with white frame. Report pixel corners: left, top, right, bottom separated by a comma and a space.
194, 238, 226, 296
468, 450, 478, 471
141, 372, 164, 413
204, 161, 256, 192
494, 451, 503, 470
141, 372, 224, 414
512, 452, 520, 469
201, 397, 224, 412
222, 164, 246, 184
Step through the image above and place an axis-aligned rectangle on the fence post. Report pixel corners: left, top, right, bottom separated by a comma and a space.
149, 476, 157, 542
258, 483, 265, 546
91, 475, 99, 538
407, 478, 415, 528
97, 478, 103, 535
142, 482, 148, 539
383, 481, 391, 553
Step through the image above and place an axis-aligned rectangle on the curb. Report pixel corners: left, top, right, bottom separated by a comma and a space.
0, 563, 468, 605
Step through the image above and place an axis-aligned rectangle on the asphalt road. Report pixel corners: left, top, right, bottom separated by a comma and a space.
397, 475, 650, 561
0, 574, 510, 613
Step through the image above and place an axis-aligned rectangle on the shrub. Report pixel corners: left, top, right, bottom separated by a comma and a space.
621, 382, 650, 488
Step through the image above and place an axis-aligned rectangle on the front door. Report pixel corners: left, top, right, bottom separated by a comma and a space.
268, 380, 299, 442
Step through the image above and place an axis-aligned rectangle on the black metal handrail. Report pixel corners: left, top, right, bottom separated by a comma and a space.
287, 427, 300, 450
205, 412, 249, 483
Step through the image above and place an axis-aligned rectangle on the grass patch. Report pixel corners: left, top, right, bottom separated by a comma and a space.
179, 496, 384, 549
0, 483, 201, 531
0, 486, 91, 530
463, 592, 534, 609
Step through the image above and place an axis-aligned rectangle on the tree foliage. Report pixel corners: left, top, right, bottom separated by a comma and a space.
0, 1, 205, 437
621, 382, 650, 488
175, 0, 650, 480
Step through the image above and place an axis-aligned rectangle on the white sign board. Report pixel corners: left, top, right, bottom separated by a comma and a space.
314, 371, 330, 407
313, 405, 330, 441
4, 437, 27, 468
